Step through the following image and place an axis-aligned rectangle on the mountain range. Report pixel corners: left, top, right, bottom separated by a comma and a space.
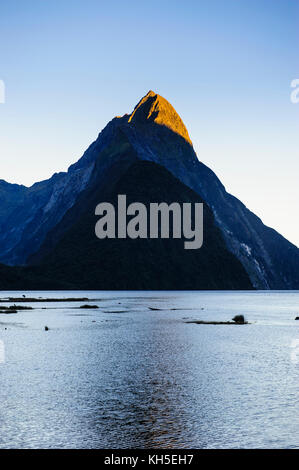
0, 90, 298, 289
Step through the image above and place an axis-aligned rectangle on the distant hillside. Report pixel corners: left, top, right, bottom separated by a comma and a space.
1, 90, 298, 289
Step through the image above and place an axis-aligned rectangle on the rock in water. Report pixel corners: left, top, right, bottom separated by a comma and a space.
232, 315, 246, 324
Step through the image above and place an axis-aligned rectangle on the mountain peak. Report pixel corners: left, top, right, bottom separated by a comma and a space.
128, 91, 192, 145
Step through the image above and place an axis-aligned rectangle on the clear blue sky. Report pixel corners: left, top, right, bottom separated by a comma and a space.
0, 0, 298, 245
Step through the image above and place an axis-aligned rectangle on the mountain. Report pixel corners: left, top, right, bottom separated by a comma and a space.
28, 160, 252, 290
0, 263, 69, 290
0, 165, 94, 266
1, 90, 299, 289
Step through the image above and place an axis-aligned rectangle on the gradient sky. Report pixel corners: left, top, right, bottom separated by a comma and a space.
0, 0, 298, 246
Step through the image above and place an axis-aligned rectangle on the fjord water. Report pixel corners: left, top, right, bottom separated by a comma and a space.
0, 291, 298, 449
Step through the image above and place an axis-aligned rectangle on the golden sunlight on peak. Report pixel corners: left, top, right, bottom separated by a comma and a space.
128, 91, 192, 145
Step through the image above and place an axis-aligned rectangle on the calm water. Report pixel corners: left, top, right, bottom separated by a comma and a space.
0, 290, 298, 449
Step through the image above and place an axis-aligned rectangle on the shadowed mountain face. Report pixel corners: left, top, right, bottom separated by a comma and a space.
1, 90, 299, 289
0, 263, 70, 290
0, 166, 94, 265
30, 161, 253, 290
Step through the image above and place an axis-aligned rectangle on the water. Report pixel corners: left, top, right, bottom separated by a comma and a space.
0, 290, 298, 449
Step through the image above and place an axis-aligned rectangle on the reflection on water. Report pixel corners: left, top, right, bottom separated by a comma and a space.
0, 290, 298, 449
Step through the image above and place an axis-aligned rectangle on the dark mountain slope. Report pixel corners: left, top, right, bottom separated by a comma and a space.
0, 168, 95, 267
1, 90, 298, 289
110, 91, 299, 289
0, 263, 69, 290
0, 180, 28, 221
31, 161, 253, 290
